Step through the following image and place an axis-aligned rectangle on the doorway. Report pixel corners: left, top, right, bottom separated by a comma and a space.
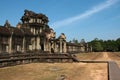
41, 44, 44, 51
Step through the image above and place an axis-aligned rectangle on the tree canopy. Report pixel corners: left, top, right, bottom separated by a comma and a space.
88, 38, 120, 52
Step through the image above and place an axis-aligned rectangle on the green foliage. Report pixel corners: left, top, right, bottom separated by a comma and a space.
72, 38, 79, 44
116, 38, 120, 51
88, 38, 120, 52
80, 39, 86, 44
89, 38, 103, 52
105, 40, 118, 51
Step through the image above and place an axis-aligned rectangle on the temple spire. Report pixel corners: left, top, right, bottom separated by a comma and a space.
4, 20, 11, 28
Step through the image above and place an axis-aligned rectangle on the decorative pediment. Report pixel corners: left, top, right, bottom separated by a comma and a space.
40, 28, 56, 40
16, 22, 22, 29
58, 33, 66, 40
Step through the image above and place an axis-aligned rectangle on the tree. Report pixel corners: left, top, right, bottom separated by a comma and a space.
105, 40, 118, 52
116, 38, 120, 51
80, 39, 86, 44
89, 38, 103, 52
95, 41, 103, 52
89, 38, 119, 52
72, 38, 78, 44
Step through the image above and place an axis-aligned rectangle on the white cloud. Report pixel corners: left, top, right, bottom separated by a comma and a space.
50, 0, 118, 29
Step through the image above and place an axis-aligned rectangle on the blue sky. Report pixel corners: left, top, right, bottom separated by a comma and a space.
0, 0, 120, 42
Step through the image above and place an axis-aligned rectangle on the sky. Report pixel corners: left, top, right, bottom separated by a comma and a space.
0, 0, 120, 42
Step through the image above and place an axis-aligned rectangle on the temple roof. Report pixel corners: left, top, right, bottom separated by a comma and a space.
0, 26, 11, 36
21, 10, 49, 22
12, 27, 24, 37
0, 25, 33, 37
58, 33, 66, 40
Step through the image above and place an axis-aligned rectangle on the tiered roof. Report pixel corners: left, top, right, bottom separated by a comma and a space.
21, 10, 49, 22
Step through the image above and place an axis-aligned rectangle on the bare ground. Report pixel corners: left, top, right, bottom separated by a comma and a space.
0, 52, 120, 80
0, 63, 107, 80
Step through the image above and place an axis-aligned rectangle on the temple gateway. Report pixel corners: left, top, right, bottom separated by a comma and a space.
0, 10, 91, 54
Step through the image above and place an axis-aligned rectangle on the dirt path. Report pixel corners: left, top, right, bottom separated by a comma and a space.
95, 52, 111, 61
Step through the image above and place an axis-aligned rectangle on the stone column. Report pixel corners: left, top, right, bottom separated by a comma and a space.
69, 46, 71, 52
71, 46, 72, 52
44, 39, 49, 51
44, 39, 46, 51
36, 37, 40, 50
86, 44, 89, 52
63, 42, 66, 53
90, 46, 92, 52
32, 38, 35, 50
9, 36, 12, 53
47, 40, 50, 51
29, 45, 32, 50
60, 40, 62, 53
35, 37, 37, 50
48, 42, 51, 52
73, 46, 75, 52
54, 42, 57, 53
34, 27, 35, 35
22, 37, 25, 52
17, 45, 19, 51
6, 45, 9, 53
72, 46, 73, 52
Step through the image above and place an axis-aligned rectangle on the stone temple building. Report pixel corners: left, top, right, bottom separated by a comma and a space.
0, 10, 91, 54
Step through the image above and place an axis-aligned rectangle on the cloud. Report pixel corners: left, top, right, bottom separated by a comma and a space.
50, 0, 118, 29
